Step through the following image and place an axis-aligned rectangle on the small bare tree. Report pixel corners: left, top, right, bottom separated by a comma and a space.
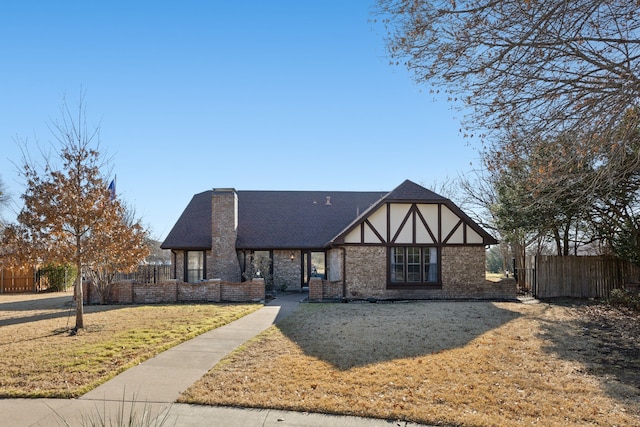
14, 97, 149, 330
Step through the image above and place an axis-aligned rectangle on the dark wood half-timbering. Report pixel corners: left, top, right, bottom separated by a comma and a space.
336, 202, 489, 247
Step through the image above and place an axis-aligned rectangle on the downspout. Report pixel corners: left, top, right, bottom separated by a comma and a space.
342, 247, 347, 299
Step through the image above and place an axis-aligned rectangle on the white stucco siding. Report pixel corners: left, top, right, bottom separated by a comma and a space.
394, 220, 413, 243
417, 204, 438, 238
415, 219, 434, 244
466, 227, 484, 244
344, 228, 361, 243
364, 223, 383, 243
446, 223, 465, 244
367, 206, 387, 238
441, 205, 460, 241
389, 204, 411, 241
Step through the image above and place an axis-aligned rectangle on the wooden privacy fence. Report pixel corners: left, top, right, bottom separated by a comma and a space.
0, 267, 37, 293
534, 255, 640, 298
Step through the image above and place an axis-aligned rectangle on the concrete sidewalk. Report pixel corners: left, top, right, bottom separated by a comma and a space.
0, 292, 427, 426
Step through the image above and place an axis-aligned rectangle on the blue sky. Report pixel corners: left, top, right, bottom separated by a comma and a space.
0, 1, 479, 240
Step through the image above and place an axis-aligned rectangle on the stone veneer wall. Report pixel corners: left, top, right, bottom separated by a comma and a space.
82, 279, 264, 304
342, 245, 516, 300
272, 249, 302, 291
210, 189, 241, 282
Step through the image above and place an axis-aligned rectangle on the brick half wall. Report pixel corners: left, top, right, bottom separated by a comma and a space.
82, 279, 264, 305
308, 277, 343, 301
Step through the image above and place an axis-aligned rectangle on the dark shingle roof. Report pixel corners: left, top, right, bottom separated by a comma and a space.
385, 179, 447, 201
160, 180, 497, 250
161, 189, 386, 250
161, 191, 212, 250
236, 191, 386, 249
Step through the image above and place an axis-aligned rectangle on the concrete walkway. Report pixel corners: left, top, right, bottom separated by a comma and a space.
0, 292, 426, 426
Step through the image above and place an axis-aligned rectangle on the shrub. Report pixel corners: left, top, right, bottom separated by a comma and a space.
608, 288, 640, 312
37, 264, 77, 291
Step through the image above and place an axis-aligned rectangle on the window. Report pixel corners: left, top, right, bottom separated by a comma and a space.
252, 251, 272, 279
407, 247, 421, 282
424, 247, 438, 282
239, 250, 272, 285
186, 251, 204, 283
304, 251, 326, 283
390, 247, 405, 282
389, 247, 439, 285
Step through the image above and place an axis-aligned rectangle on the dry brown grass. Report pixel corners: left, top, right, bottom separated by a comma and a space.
0, 291, 261, 398
181, 300, 640, 427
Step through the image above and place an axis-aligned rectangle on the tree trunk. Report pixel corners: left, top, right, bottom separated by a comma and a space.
75, 263, 84, 329
553, 228, 562, 256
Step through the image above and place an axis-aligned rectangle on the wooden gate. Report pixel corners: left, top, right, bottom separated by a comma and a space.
0, 267, 37, 293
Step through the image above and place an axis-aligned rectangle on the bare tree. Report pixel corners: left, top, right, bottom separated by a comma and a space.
0, 176, 10, 229
377, 0, 640, 202
11, 97, 149, 330
377, 0, 640, 144
377, 1, 640, 262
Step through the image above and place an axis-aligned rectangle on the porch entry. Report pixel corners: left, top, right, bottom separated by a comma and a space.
302, 251, 326, 287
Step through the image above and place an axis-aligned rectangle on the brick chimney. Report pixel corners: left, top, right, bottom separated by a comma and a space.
211, 188, 241, 282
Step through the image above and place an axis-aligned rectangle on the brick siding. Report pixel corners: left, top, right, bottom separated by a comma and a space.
340, 245, 516, 300
210, 189, 241, 282
272, 250, 301, 291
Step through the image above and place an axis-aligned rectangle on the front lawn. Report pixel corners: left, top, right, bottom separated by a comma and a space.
0, 293, 260, 398
180, 300, 640, 426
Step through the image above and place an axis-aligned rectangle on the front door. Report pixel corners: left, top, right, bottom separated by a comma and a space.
302, 251, 326, 287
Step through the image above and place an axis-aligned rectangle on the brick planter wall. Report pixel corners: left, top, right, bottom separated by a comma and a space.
179, 280, 221, 302
308, 277, 343, 301
82, 279, 264, 305
221, 279, 265, 302
134, 282, 179, 303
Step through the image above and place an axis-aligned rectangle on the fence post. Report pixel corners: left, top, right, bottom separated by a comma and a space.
533, 256, 537, 296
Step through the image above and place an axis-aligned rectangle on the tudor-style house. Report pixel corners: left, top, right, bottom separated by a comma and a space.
161, 180, 514, 300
